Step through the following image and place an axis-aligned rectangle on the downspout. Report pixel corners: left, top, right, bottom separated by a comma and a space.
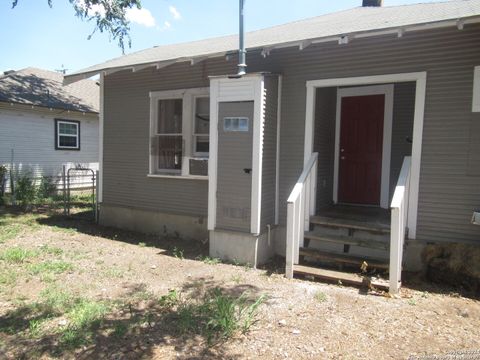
237, 0, 247, 76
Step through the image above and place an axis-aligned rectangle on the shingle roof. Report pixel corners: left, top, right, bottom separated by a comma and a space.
66, 0, 480, 82
0, 67, 99, 113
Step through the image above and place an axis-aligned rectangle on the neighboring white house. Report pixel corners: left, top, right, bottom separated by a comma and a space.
0, 67, 99, 185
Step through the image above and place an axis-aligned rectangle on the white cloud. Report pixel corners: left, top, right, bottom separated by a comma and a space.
169, 5, 181, 20
164, 21, 171, 29
126, 7, 156, 28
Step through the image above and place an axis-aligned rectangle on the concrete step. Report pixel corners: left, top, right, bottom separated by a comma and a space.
299, 247, 389, 270
293, 264, 389, 290
304, 231, 389, 250
310, 215, 391, 234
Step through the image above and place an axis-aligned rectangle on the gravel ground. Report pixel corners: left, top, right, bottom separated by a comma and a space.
0, 212, 479, 359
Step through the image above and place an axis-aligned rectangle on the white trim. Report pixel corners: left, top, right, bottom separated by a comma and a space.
251, 76, 264, 235
207, 82, 219, 230
98, 72, 104, 202
333, 85, 393, 209
56, 120, 80, 149
473, 66, 480, 112
147, 174, 207, 180
192, 95, 210, 157
275, 75, 283, 225
305, 71, 427, 239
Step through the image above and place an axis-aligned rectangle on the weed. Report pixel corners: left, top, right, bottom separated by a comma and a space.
28, 261, 74, 276
28, 319, 44, 337
15, 174, 36, 208
37, 176, 57, 200
158, 289, 179, 308
1, 247, 38, 263
407, 298, 417, 306
172, 247, 184, 259
230, 274, 244, 284
197, 256, 221, 265
138, 242, 146, 247
314, 291, 327, 303
103, 267, 124, 279
112, 322, 129, 338
0, 270, 17, 286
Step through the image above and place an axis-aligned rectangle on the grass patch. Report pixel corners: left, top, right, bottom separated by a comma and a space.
102, 267, 124, 279
165, 288, 265, 345
0, 269, 18, 286
172, 247, 184, 259
0, 224, 22, 243
28, 260, 74, 276
314, 291, 327, 303
0, 247, 39, 263
39, 245, 64, 256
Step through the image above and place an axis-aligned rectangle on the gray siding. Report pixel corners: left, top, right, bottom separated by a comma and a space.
260, 75, 278, 230
104, 24, 480, 243
313, 87, 336, 210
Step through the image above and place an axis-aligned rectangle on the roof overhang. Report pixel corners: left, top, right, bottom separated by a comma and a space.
64, 15, 480, 85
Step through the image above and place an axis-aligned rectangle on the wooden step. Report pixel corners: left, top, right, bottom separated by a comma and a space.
293, 264, 389, 290
299, 247, 389, 270
310, 215, 390, 234
304, 232, 389, 250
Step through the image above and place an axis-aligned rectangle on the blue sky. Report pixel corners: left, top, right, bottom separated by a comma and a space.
1, 0, 441, 74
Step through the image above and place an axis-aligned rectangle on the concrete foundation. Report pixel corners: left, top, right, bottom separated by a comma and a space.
209, 229, 275, 267
99, 203, 208, 242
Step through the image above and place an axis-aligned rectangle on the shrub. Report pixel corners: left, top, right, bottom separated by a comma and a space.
15, 174, 36, 208
37, 176, 57, 199
0, 165, 7, 204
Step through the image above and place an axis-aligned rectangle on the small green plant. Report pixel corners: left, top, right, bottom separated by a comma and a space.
0, 247, 38, 263
172, 247, 184, 259
138, 242, 146, 247
15, 174, 36, 208
197, 256, 221, 265
39, 245, 63, 256
28, 319, 44, 337
314, 291, 327, 303
407, 298, 417, 306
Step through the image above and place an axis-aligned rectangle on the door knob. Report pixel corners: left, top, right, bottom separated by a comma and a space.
243, 168, 252, 174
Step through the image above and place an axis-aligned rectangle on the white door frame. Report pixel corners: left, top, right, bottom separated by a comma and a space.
304, 72, 427, 239
333, 85, 394, 209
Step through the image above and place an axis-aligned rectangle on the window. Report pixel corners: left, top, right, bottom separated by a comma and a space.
155, 98, 183, 173
193, 97, 210, 156
55, 119, 80, 150
149, 88, 209, 176
473, 66, 480, 112
223, 117, 249, 132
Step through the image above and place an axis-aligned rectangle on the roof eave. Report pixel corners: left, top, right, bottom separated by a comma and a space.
64, 15, 480, 85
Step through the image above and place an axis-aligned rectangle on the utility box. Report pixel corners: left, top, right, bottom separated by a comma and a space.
207, 73, 280, 266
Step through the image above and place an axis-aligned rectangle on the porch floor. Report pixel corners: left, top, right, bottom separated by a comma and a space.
314, 205, 391, 231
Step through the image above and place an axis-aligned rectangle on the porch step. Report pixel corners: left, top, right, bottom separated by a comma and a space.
304, 231, 389, 250
310, 215, 390, 234
299, 247, 389, 270
293, 264, 389, 290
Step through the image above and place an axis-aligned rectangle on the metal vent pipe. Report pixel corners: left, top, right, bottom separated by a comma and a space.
238, 0, 247, 75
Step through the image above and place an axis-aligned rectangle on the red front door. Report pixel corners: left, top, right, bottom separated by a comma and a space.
338, 94, 385, 206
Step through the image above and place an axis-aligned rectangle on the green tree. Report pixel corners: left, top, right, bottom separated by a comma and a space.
11, 0, 142, 53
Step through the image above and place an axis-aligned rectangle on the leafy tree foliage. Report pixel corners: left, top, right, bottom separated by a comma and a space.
11, 0, 142, 53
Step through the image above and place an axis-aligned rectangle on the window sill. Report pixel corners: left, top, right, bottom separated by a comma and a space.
147, 174, 208, 180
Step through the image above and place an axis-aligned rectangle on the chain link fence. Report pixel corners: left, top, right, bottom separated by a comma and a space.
0, 165, 97, 221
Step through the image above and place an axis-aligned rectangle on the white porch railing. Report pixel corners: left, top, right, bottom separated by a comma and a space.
285, 152, 318, 279
389, 156, 412, 294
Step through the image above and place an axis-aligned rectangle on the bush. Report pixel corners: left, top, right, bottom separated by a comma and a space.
0, 165, 7, 205
15, 174, 36, 208
37, 176, 57, 199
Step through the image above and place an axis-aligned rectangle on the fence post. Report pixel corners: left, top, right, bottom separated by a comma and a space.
62, 165, 67, 215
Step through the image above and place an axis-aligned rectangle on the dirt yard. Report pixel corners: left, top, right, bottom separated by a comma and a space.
0, 208, 479, 359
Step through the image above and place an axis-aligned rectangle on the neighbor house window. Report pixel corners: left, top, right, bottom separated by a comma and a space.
150, 88, 209, 176
55, 119, 80, 150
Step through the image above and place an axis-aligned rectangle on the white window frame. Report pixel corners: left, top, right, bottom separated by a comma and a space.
473, 66, 480, 112
192, 95, 210, 158
56, 119, 80, 150
148, 87, 209, 179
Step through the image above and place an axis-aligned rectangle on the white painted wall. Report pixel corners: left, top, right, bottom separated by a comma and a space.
0, 107, 99, 183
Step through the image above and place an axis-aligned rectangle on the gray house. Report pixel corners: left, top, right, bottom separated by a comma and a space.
66, 0, 480, 293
